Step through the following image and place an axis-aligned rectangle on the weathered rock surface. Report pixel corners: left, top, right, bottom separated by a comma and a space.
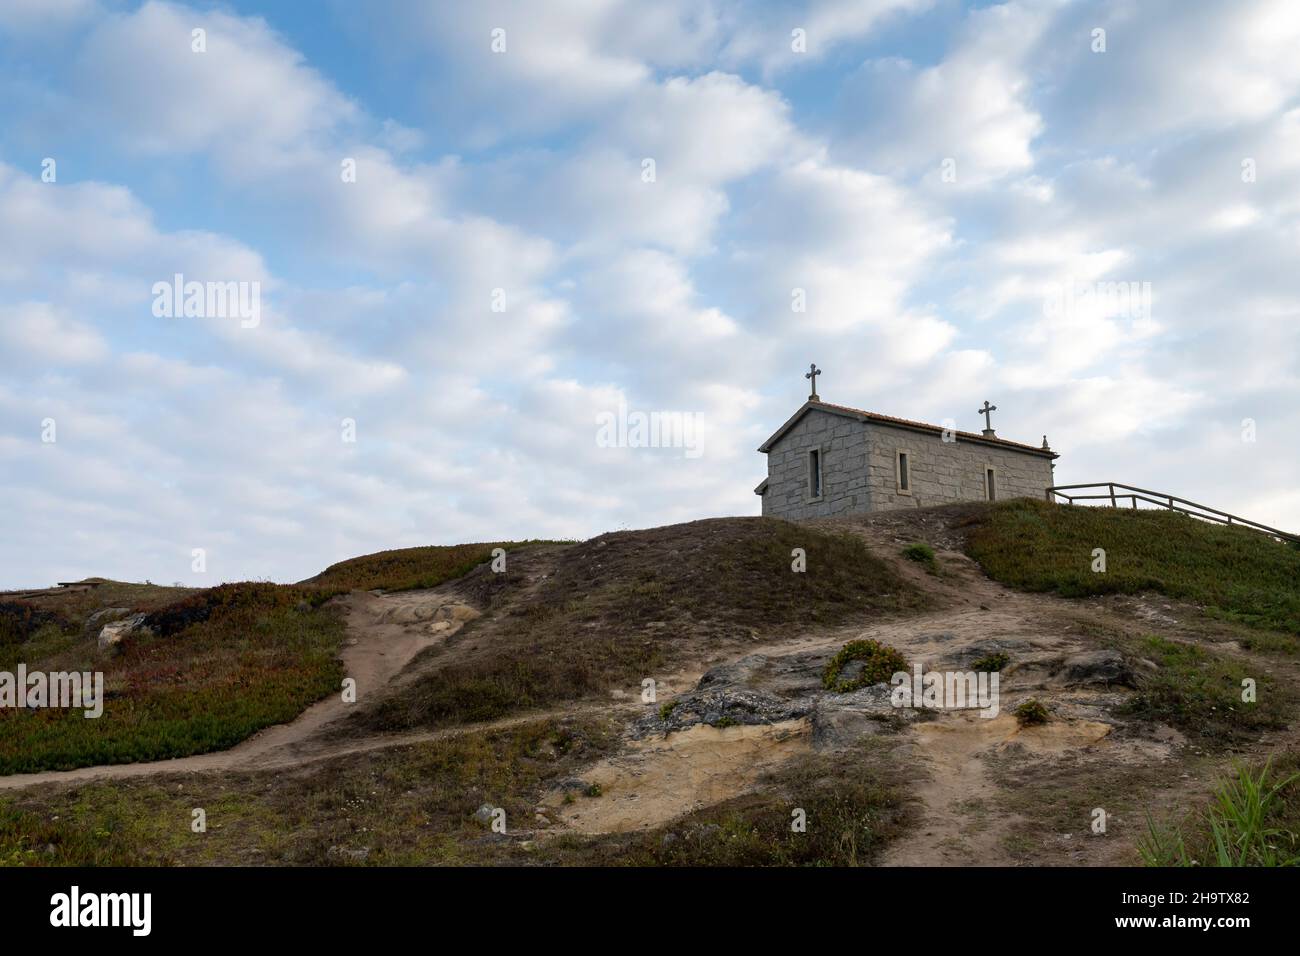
433, 602, 480, 624
1055, 649, 1136, 688
634, 650, 913, 742
84, 607, 132, 633
97, 613, 151, 652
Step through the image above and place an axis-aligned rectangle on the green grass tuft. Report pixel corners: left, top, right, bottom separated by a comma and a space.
902, 542, 938, 572
1139, 756, 1300, 867
1117, 635, 1285, 744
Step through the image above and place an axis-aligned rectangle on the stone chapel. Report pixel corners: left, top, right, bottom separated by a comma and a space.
755, 365, 1059, 519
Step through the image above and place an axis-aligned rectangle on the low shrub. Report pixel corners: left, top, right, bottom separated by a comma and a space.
823, 639, 909, 693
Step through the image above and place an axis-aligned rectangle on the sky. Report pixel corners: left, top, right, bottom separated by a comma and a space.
1, 0, 1298, 588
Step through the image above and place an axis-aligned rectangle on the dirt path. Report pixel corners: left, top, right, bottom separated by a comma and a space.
543, 719, 812, 833
813, 509, 1297, 866
0, 588, 488, 791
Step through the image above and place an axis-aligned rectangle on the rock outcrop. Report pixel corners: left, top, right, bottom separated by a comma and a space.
97, 613, 151, 652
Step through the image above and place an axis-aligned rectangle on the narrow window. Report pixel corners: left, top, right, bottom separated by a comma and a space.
986, 468, 996, 501
898, 452, 910, 492
809, 449, 822, 498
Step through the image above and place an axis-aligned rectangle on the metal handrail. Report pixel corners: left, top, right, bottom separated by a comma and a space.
1046, 482, 1300, 544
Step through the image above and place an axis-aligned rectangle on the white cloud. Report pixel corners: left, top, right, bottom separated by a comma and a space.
602, 72, 797, 183
0, 303, 108, 365
720, 0, 935, 73
1039, 0, 1300, 143
730, 158, 954, 333
75, 1, 357, 171
831, 1, 1048, 183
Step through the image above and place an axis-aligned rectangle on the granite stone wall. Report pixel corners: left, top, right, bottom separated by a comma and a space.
760, 412, 1055, 519
863, 422, 1055, 511
759, 409, 871, 520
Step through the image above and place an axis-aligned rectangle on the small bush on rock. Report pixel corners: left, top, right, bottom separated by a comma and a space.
1015, 699, 1050, 726
972, 652, 1010, 673
823, 639, 908, 693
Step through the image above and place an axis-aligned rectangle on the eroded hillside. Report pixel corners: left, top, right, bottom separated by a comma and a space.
2, 503, 1298, 866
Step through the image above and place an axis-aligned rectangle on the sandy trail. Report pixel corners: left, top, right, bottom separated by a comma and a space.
879, 710, 1113, 865
820, 514, 1133, 864
0, 589, 483, 791
544, 719, 812, 833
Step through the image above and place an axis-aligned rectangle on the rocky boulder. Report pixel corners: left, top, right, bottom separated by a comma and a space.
84, 607, 132, 634
97, 613, 152, 652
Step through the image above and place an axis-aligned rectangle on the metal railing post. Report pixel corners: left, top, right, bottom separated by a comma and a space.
1044, 482, 1300, 544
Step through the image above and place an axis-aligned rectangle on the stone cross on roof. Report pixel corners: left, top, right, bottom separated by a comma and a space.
805, 363, 821, 401
978, 400, 997, 437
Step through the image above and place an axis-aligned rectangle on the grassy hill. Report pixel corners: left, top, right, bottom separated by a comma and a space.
354, 517, 926, 731
3, 504, 1299, 867
301, 540, 558, 592
6, 502, 1297, 779
0, 583, 345, 774
0, 541, 544, 775
3, 519, 923, 775
965, 498, 1300, 636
